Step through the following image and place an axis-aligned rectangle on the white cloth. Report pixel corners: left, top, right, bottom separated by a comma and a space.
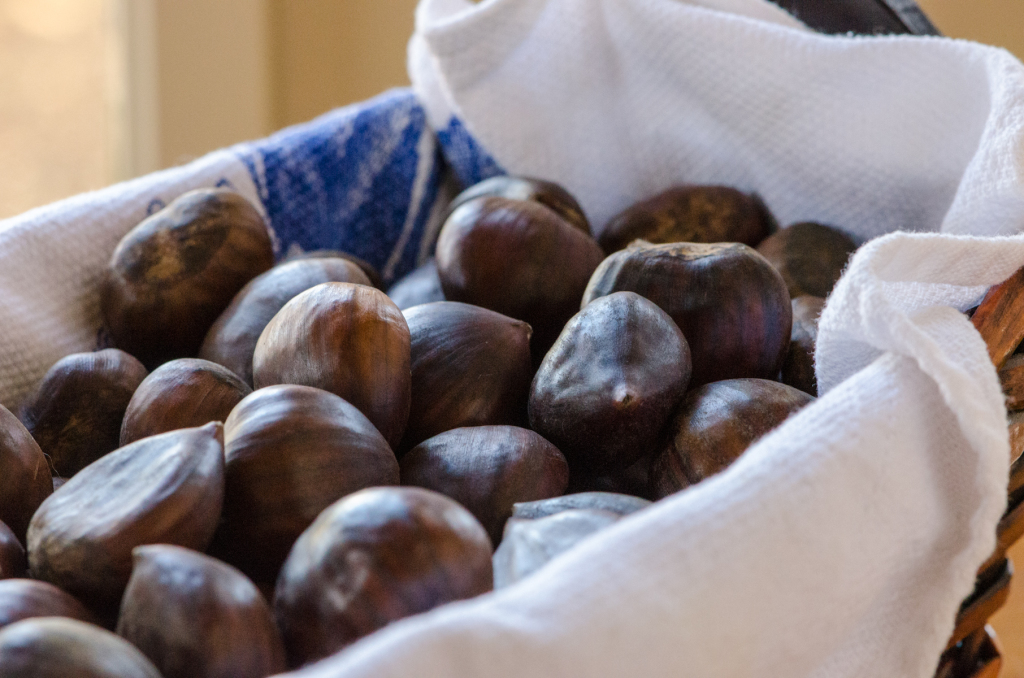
272, 1, 1024, 677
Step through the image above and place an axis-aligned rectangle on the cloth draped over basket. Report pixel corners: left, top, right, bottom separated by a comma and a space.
3, 0, 1024, 675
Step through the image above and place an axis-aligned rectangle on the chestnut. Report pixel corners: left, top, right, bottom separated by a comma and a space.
210, 385, 399, 585
387, 259, 446, 310
401, 426, 569, 544
401, 302, 533, 452
780, 296, 825, 396
582, 241, 792, 386
530, 291, 691, 474
274, 487, 492, 667
650, 378, 814, 499
436, 196, 605, 362
0, 523, 25, 580
598, 185, 776, 253
18, 349, 147, 479
252, 282, 411, 448
117, 545, 285, 678
446, 175, 591, 234
0, 405, 51, 544
756, 221, 857, 298
283, 249, 383, 290
0, 579, 97, 630
101, 188, 275, 368
120, 358, 251, 445
27, 423, 225, 622
0, 617, 161, 677
511, 492, 651, 521
200, 257, 372, 386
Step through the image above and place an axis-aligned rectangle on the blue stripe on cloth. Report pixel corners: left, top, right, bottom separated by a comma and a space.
236, 88, 447, 284
435, 116, 506, 190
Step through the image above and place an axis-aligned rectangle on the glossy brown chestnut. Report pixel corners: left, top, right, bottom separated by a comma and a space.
598, 185, 776, 253
401, 302, 533, 452
0, 617, 161, 677
117, 545, 285, 678
27, 423, 225, 621
211, 385, 399, 585
0, 579, 97, 630
18, 349, 148, 479
252, 282, 411, 448
387, 259, 446, 310
530, 291, 691, 473
511, 492, 651, 521
101, 188, 275, 368
120, 358, 251, 445
650, 379, 814, 499
401, 426, 569, 544
273, 487, 492, 667
0, 405, 51, 544
446, 175, 591, 234
781, 296, 826, 396
283, 249, 384, 289
582, 241, 792, 386
199, 257, 372, 386
756, 221, 857, 298
0, 523, 25, 580
436, 196, 605, 362
493, 509, 620, 588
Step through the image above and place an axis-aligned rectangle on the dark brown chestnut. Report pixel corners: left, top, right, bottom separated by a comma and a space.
252, 282, 411, 449
210, 385, 399, 585
565, 451, 657, 500
511, 492, 651, 521
529, 291, 691, 474
436, 196, 605, 362
493, 509, 620, 588
120, 358, 251, 445
781, 296, 826, 396
650, 378, 813, 499
0, 579, 97, 630
199, 257, 372, 386
18, 349, 148, 479
582, 241, 792, 386
446, 175, 591, 234
387, 259, 446, 310
101, 188, 275, 368
117, 545, 285, 678
401, 426, 569, 544
283, 249, 383, 289
0, 405, 51, 544
0, 523, 25, 580
274, 486, 492, 667
598, 185, 776, 253
27, 423, 225, 621
0, 617, 161, 677
756, 221, 857, 298
401, 302, 533, 452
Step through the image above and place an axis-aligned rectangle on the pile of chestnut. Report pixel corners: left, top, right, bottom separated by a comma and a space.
0, 177, 857, 677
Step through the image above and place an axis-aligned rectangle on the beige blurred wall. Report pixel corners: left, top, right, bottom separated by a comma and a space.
916, 0, 1024, 61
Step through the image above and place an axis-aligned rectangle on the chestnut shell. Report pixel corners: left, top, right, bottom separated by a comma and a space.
101, 188, 275, 368
756, 221, 857, 298
0, 579, 97, 630
582, 241, 792, 386
446, 175, 591, 234
0, 405, 51, 544
0, 523, 25, 581
780, 296, 826, 397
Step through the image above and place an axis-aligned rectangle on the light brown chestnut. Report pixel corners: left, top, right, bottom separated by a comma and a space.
511, 492, 651, 521
401, 426, 569, 544
436, 196, 605, 362
530, 291, 691, 474
120, 358, 251, 445
0, 579, 97, 630
210, 385, 399, 585
27, 423, 225, 621
273, 487, 492, 667
650, 378, 814, 499
0, 405, 51, 544
756, 221, 857, 298
446, 175, 591, 234
781, 296, 826, 396
582, 241, 792, 386
200, 257, 372, 386
101, 188, 275, 368
0, 617, 161, 677
0, 523, 25, 581
117, 545, 285, 678
401, 302, 533, 452
387, 259, 446, 310
493, 509, 621, 588
252, 282, 411, 448
598, 185, 776, 253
